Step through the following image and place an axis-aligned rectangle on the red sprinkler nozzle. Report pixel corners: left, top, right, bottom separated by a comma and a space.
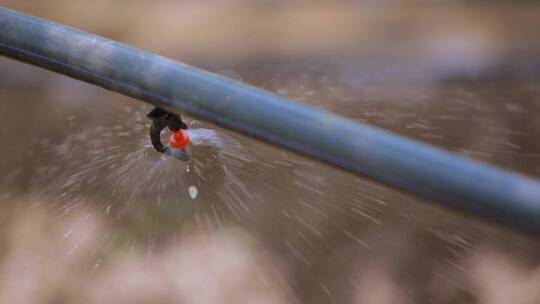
147, 107, 191, 161
169, 129, 190, 149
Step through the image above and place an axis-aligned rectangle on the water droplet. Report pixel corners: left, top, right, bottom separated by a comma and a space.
188, 185, 198, 199
64, 230, 73, 239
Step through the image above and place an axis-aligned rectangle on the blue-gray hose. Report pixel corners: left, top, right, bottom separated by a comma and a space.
0, 7, 539, 235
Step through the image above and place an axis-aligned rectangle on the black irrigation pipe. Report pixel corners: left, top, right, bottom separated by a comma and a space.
1, 7, 539, 235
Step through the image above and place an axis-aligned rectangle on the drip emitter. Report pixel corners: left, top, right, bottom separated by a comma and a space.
147, 107, 191, 161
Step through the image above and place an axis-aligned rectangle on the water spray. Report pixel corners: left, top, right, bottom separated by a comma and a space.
147, 107, 191, 161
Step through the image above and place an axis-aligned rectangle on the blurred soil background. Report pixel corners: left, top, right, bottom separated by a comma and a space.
0, 1, 540, 303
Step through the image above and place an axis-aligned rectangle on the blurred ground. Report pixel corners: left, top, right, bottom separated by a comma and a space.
1, 1, 540, 303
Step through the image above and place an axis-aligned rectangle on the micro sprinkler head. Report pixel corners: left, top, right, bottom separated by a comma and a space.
166, 129, 191, 161
146, 107, 191, 161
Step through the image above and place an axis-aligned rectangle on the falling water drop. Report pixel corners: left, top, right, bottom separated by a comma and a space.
188, 185, 198, 199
